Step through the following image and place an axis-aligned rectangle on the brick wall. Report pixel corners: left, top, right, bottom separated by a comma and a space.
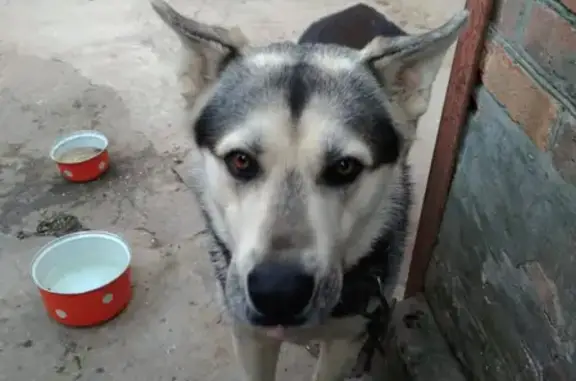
425, 1, 576, 380
487, 0, 576, 159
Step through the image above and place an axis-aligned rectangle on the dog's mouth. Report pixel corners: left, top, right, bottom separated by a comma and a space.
248, 311, 309, 327
262, 326, 288, 340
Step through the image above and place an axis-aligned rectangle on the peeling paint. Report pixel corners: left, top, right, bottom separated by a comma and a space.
426, 88, 576, 381
520, 262, 565, 329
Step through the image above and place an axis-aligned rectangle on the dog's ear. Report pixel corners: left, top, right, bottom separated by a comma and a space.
360, 10, 469, 122
150, 0, 249, 103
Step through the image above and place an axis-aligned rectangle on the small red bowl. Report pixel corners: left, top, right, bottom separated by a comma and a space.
31, 231, 132, 327
50, 130, 110, 182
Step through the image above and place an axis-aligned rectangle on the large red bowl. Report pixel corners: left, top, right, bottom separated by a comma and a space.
31, 231, 132, 327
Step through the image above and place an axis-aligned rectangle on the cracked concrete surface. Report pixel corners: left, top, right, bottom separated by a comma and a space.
0, 0, 463, 380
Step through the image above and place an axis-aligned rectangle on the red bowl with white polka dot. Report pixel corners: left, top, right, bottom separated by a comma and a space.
31, 231, 132, 327
50, 130, 110, 183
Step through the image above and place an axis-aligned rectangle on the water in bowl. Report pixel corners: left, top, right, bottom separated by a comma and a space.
56, 147, 102, 164
48, 265, 120, 294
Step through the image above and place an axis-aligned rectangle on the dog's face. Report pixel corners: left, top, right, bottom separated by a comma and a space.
152, 0, 468, 328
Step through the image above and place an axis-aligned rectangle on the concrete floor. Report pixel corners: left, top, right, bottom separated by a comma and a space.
0, 0, 463, 380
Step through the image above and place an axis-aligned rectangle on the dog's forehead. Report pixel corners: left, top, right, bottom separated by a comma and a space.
218, 99, 375, 169
244, 42, 358, 73
194, 43, 400, 166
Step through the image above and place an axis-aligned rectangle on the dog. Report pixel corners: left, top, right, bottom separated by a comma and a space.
150, 1, 468, 380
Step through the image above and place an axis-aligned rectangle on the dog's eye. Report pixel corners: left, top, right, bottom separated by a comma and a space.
224, 151, 260, 181
322, 157, 364, 187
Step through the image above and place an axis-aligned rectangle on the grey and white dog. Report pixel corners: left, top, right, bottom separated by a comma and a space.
151, 1, 468, 380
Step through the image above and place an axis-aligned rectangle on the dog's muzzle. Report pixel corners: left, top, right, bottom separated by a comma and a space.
246, 261, 315, 326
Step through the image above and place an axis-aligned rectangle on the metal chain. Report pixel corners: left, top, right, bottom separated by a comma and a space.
304, 274, 398, 377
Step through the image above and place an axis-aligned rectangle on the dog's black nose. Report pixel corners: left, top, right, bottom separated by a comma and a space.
247, 262, 315, 325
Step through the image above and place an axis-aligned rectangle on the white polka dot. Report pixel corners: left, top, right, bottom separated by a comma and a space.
63, 170, 73, 178
102, 293, 114, 304
98, 161, 107, 170
55, 309, 67, 319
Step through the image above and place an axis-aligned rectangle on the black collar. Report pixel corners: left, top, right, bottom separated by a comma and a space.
330, 232, 394, 317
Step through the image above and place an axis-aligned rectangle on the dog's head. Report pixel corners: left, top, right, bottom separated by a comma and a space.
152, 0, 468, 328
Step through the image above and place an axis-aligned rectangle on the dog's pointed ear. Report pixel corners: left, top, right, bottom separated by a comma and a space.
360, 10, 469, 122
150, 0, 249, 103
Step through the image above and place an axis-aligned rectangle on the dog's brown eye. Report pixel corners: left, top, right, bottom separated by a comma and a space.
336, 159, 356, 175
322, 157, 364, 187
224, 151, 260, 181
